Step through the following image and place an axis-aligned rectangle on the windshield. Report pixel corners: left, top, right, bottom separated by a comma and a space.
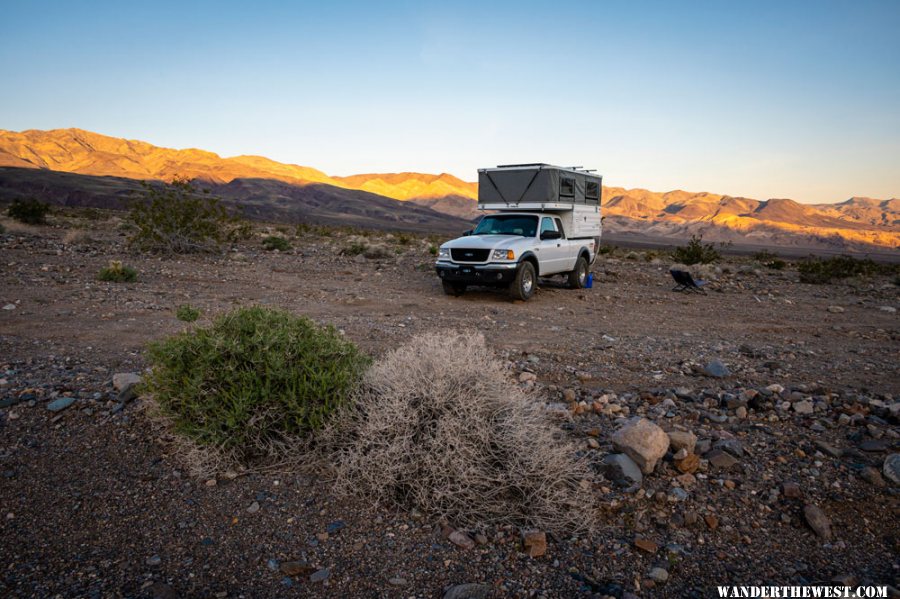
473, 215, 538, 237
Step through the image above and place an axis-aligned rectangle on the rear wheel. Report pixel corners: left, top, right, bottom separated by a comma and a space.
567, 256, 588, 289
509, 261, 536, 301
442, 281, 466, 296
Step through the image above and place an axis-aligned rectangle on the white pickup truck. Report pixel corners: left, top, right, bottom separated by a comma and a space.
435, 164, 602, 300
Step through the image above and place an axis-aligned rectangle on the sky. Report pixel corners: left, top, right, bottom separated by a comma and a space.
1, 0, 898, 203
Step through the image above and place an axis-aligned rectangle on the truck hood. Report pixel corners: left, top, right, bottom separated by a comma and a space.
443, 235, 533, 250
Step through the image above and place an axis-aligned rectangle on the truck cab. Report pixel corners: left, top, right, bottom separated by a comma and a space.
436, 164, 602, 300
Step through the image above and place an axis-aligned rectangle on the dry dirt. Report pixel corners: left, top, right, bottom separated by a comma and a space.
1, 214, 898, 598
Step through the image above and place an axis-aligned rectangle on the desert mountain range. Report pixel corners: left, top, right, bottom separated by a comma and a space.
0, 128, 897, 251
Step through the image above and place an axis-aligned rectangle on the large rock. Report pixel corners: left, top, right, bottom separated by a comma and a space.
803, 504, 832, 540
112, 372, 142, 392
612, 418, 670, 474
600, 453, 643, 487
884, 454, 900, 485
667, 430, 697, 454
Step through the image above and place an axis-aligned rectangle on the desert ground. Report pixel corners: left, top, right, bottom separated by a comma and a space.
1, 211, 898, 598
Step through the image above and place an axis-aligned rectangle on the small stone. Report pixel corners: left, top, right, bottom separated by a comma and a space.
600, 453, 643, 488
518, 372, 537, 383
112, 372, 142, 392
389, 577, 407, 586
280, 561, 313, 577
587, 437, 600, 449
704, 514, 719, 530
735, 406, 748, 419
146, 554, 162, 567
46, 397, 76, 412
449, 530, 475, 550
782, 481, 802, 498
859, 439, 889, 452
803, 504, 832, 540
879, 306, 896, 313
443, 583, 491, 599
309, 568, 330, 583
673, 448, 688, 460
883, 454, 900, 485
860, 467, 885, 487
827, 305, 844, 313
815, 441, 842, 458
634, 538, 658, 554
648, 567, 669, 583
702, 360, 730, 378
705, 449, 738, 470
2, 304, 16, 311
674, 453, 700, 474
666, 430, 697, 454
149, 583, 178, 599
522, 530, 547, 557
612, 417, 670, 474
562, 388, 577, 402
793, 400, 814, 415
247, 501, 260, 513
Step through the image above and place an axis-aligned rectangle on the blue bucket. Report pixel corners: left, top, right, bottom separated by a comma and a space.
585, 273, 593, 288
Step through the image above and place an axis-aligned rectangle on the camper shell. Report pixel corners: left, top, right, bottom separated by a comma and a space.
478, 163, 602, 238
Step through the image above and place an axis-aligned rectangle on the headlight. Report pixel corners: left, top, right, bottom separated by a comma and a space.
438, 248, 450, 259
491, 249, 515, 260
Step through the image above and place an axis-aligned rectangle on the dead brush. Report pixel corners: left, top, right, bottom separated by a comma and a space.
326, 331, 597, 534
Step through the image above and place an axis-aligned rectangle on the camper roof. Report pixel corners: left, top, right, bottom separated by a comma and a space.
480, 164, 599, 177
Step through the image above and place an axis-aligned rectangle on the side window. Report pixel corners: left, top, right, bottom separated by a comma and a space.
554, 218, 565, 238
540, 217, 556, 235
585, 180, 600, 202
559, 177, 575, 197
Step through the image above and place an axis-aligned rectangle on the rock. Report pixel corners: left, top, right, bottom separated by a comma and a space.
600, 453, 643, 487
612, 418, 670, 474
793, 400, 814, 415
782, 481, 802, 498
702, 360, 730, 378
859, 439, 889, 452
878, 306, 896, 314
449, 530, 475, 550
247, 501, 260, 513
633, 538, 658, 554
714, 438, 744, 457
704, 514, 719, 530
112, 372, 142, 392
860, 467, 885, 487
648, 567, 669, 583
309, 568, 330, 583
280, 561, 314, 577
46, 397, 76, 412
815, 441, 842, 458
149, 582, 179, 599
586, 437, 600, 449
2, 304, 16, 311
666, 430, 697, 454
562, 388, 576, 402
705, 449, 738, 470
522, 530, 547, 557
443, 583, 491, 599
803, 504, 832, 540
883, 454, 900, 485
674, 453, 700, 474
827, 306, 844, 313
518, 372, 536, 383
146, 554, 162, 567
735, 406, 748, 419
388, 577, 407, 586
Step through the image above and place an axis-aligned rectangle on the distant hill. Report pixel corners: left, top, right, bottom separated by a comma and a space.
0, 128, 897, 250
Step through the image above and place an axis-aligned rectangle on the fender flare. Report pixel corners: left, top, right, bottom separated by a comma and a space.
517, 251, 540, 277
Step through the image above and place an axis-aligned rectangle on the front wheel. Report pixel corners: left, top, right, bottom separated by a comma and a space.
442, 281, 466, 296
567, 257, 588, 289
509, 261, 536, 301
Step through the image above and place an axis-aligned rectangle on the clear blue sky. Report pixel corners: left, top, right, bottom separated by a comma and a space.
2, 0, 898, 203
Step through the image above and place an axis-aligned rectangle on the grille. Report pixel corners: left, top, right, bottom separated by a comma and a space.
451, 248, 490, 262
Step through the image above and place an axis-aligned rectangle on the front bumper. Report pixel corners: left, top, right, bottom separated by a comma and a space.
435, 261, 518, 285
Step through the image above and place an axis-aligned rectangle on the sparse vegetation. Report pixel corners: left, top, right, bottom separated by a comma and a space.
752, 249, 786, 270
329, 331, 595, 533
597, 244, 616, 255
146, 306, 369, 461
8, 197, 51, 225
126, 177, 251, 254
97, 260, 137, 282
395, 232, 413, 245
340, 241, 368, 256
428, 244, 438, 256
798, 255, 899, 284
175, 304, 201, 322
262, 235, 291, 251
672, 234, 721, 265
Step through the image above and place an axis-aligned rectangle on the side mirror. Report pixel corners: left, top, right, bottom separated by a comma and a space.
540, 230, 562, 240
462, 229, 473, 236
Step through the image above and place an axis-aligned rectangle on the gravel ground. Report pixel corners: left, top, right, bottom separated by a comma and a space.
1, 214, 898, 598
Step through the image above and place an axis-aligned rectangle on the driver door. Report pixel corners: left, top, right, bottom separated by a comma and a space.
537, 217, 567, 274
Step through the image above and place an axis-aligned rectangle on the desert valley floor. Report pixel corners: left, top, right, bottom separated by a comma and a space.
1, 215, 898, 598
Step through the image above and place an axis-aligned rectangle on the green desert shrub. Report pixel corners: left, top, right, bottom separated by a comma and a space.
597, 244, 616, 256
97, 260, 138, 282
175, 304, 201, 322
262, 235, 291, 251
127, 177, 251, 254
146, 306, 369, 459
752, 249, 786, 270
428, 244, 438, 256
328, 331, 595, 533
8, 197, 51, 225
340, 241, 368, 256
798, 255, 897, 284
672, 234, 721, 265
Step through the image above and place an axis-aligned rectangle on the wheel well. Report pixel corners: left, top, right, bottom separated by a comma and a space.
520, 255, 539, 277
579, 248, 591, 263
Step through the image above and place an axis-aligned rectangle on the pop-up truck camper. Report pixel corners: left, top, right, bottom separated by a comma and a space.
435, 164, 602, 300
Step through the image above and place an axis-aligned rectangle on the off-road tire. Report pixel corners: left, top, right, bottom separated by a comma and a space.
567, 256, 589, 289
442, 281, 466, 296
509, 261, 536, 301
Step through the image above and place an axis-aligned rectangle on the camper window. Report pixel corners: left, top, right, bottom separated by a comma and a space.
586, 180, 600, 202
560, 177, 575, 197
